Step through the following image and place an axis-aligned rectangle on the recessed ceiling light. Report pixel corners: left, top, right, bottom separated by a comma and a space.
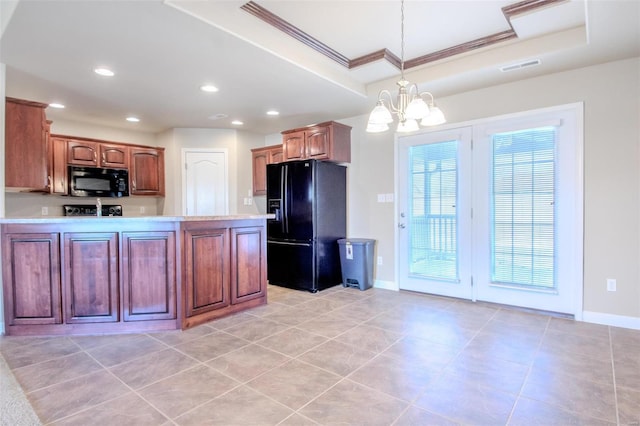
126, 117, 140, 122
266, 110, 279, 116
231, 120, 244, 126
94, 67, 115, 77
49, 103, 65, 109
208, 113, 228, 121
200, 85, 219, 93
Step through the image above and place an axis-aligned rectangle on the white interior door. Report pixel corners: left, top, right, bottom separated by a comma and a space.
183, 149, 228, 216
397, 104, 583, 315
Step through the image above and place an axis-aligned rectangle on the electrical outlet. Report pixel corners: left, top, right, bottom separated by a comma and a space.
247, 198, 252, 205
377, 256, 383, 266
385, 193, 394, 202
377, 194, 385, 203
607, 278, 617, 292
41, 206, 48, 216
140, 206, 145, 214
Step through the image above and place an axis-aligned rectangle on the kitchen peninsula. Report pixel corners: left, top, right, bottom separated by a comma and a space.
1, 215, 269, 336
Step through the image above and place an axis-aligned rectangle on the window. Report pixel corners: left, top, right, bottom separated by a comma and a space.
491, 127, 556, 289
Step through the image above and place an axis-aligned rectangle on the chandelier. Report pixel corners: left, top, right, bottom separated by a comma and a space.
366, 0, 446, 133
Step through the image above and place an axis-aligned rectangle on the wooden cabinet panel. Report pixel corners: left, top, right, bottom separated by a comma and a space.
251, 144, 283, 196
130, 147, 165, 196
67, 140, 99, 166
2, 233, 62, 325
230, 226, 266, 304
64, 233, 119, 323
251, 149, 269, 196
122, 231, 176, 321
5, 98, 50, 190
270, 149, 284, 164
306, 126, 330, 159
184, 228, 230, 316
281, 121, 351, 163
101, 143, 129, 169
49, 137, 68, 194
282, 131, 306, 161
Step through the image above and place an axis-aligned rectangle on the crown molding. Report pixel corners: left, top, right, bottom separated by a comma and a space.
241, 0, 567, 71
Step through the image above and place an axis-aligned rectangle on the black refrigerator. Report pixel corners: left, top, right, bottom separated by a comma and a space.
266, 159, 346, 292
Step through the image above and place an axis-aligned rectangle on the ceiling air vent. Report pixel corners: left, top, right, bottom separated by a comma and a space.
500, 59, 541, 72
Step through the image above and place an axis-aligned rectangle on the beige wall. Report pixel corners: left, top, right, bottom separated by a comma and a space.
158, 127, 265, 216
343, 57, 640, 323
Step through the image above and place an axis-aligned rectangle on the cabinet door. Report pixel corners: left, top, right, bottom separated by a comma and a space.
130, 147, 165, 196
184, 228, 230, 316
49, 137, 68, 194
251, 149, 269, 196
2, 232, 62, 325
5, 98, 49, 190
269, 147, 283, 164
100, 143, 129, 169
282, 131, 306, 161
305, 126, 330, 160
67, 140, 99, 166
64, 233, 119, 323
122, 231, 176, 321
230, 226, 266, 304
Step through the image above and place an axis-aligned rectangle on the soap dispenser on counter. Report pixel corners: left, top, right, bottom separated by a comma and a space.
96, 198, 102, 217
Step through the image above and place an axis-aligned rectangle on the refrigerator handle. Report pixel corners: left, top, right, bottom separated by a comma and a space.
281, 165, 288, 234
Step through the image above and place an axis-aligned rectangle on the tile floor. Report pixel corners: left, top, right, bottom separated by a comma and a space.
1, 284, 639, 425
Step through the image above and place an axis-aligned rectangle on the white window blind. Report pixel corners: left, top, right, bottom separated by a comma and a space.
491, 127, 556, 288
409, 141, 458, 281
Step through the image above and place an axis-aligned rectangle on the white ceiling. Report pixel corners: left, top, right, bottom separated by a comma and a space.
1, 0, 638, 135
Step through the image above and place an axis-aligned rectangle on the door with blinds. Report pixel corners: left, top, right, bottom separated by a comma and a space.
397, 127, 473, 300
397, 104, 583, 315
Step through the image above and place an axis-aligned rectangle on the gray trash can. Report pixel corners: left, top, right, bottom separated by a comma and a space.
337, 238, 376, 291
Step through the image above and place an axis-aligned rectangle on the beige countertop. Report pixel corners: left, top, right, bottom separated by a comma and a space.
0, 214, 274, 224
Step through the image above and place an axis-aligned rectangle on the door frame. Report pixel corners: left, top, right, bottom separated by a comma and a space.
394, 103, 584, 319
181, 148, 229, 216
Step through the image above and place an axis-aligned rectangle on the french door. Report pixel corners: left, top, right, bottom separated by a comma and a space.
397, 127, 473, 300
397, 105, 583, 315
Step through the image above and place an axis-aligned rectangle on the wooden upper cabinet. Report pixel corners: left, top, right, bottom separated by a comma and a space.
251, 144, 283, 196
67, 139, 129, 169
281, 121, 351, 163
130, 147, 165, 196
49, 137, 68, 194
100, 143, 129, 169
282, 131, 306, 161
67, 140, 99, 166
5, 97, 50, 190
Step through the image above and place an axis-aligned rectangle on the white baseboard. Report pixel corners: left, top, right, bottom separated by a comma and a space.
373, 280, 398, 291
582, 311, 640, 330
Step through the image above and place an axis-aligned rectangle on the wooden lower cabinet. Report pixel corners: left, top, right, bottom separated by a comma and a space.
182, 220, 267, 328
1, 218, 266, 335
122, 231, 176, 321
184, 227, 230, 317
64, 232, 119, 323
2, 232, 62, 326
230, 226, 266, 304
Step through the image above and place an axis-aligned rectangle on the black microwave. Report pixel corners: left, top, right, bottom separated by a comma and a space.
68, 166, 129, 197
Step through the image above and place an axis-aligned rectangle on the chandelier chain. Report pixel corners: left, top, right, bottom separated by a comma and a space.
400, 0, 405, 78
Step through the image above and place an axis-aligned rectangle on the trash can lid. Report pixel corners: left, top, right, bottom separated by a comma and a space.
338, 238, 376, 245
